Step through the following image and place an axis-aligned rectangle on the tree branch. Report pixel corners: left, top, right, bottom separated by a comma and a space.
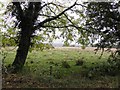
12, 2, 24, 21
64, 13, 81, 30
41, 2, 64, 10
38, 14, 55, 18
76, 3, 87, 8
41, 25, 72, 28
41, 24, 84, 30
33, 2, 42, 21
34, 2, 77, 30
47, 5, 57, 16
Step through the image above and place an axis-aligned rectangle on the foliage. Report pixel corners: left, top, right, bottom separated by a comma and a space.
81, 2, 120, 78
82, 55, 120, 79
85, 2, 120, 50
1, 51, 8, 74
29, 42, 54, 52
3, 1, 87, 49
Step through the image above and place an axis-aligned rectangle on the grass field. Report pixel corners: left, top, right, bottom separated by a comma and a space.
2, 47, 119, 88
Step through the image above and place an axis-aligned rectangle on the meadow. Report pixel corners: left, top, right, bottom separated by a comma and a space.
2, 47, 119, 88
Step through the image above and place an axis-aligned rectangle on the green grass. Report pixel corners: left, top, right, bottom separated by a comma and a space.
2, 47, 119, 88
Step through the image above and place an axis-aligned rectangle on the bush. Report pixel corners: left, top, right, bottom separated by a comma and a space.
106, 55, 120, 75
86, 60, 120, 78
81, 56, 120, 79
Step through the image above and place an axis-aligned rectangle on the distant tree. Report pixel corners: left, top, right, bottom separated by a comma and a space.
4, 0, 86, 72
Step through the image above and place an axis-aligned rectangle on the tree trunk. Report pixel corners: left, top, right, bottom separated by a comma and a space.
12, 26, 32, 72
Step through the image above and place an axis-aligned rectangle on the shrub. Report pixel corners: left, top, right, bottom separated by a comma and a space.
85, 60, 120, 78
106, 56, 120, 75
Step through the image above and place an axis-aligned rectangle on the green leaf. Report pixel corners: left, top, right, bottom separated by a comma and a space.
63, 41, 69, 46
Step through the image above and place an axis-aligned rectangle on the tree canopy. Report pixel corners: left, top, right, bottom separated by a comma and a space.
2, 1, 88, 47
85, 2, 120, 53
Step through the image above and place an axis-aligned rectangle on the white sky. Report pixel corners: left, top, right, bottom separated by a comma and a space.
0, 0, 11, 4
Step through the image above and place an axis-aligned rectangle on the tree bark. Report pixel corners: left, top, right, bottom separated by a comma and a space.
12, 24, 32, 71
